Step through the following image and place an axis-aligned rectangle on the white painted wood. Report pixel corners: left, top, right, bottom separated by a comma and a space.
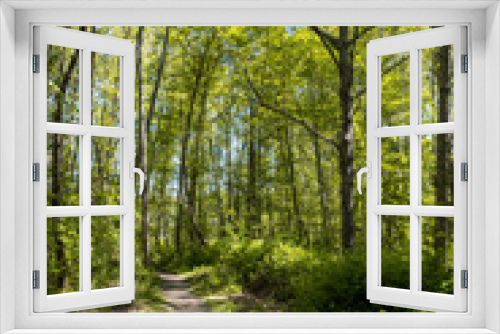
366, 26, 467, 312
11, 6, 487, 332
1, 330, 498, 334
409, 45, 419, 296
46, 206, 129, 217
33, 26, 135, 313
485, 3, 500, 333
372, 123, 454, 138
412, 206, 455, 217
452, 27, 468, 313
0, 2, 16, 333
372, 126, 412, 138
412, 123, 455, 135
46, 123, 129, 138
372, 206, 454, 217
3, 0, 497, 10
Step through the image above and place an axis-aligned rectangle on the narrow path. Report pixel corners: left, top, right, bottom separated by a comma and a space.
159, 273, 209, 312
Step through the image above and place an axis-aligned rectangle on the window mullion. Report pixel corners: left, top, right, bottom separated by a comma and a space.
410, 47, 420, 294
82, 48, 92, 294
78, 48, 84, 293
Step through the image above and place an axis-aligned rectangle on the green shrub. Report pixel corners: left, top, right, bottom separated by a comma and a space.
196, 237, 427, 312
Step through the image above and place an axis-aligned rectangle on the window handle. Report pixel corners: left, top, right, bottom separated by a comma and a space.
357, 162, 371, 195
129, 161, 145, 195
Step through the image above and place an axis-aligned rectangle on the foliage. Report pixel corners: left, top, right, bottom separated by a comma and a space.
46, 25, 455, 312
187, 237, 422, 312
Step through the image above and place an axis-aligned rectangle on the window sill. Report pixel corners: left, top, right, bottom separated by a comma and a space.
4, 330, 498, 334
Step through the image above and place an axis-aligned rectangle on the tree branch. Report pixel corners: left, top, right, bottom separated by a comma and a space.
244, 69, 339, 150
309, 26, 340, 66
147, 27, 169, 132
353, 54, 409, 101
353, 26, 376, 41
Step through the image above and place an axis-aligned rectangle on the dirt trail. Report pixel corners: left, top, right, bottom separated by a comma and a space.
159, 273, 209, 312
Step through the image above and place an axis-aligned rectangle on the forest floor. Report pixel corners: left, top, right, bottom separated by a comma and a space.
160, 272, 209, 312
168, 267, 282, 312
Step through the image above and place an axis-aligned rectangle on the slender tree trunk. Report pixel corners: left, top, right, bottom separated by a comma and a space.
279, 129, 292, 238
187, 77, 209, 247
285, 125, 303, 242
226, 108, 233, 234
175, 39, 210, 256
142, 27, 169, 265
337, 27, 356, 252
313, 134, 329, 245
268, 181, 275, 238
234, 156, 242, 227
256, 122, 263, 238
217, 157, 225, 236
246, 106, 258, 237
175, 105, 184, 255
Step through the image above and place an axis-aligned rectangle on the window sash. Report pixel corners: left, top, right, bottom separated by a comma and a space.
366, 26, 467, 312
33, 26, 136, 313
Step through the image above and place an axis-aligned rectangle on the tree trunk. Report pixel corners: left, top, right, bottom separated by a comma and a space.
337, 27, 356, 252
225, 108, 233, 234
175, 38, 210, 256
314, 135, 329, 245
285, 125, 304, 242
309, 26, 361, 252
246, 106, 258, 237
187, 77, 209, 247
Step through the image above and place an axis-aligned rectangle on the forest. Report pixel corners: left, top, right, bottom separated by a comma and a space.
46, 26, 455, 312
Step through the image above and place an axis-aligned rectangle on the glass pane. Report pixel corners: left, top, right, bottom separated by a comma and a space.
47, 217, 80, 295
47, 134, 80, 206
421, 134, 454, 206
381, 52, 410, 127
91, 216, 121, 290
421, 217, 454, 294
91, 137, 120, 205
47, 45, 80, 124
421, 45, 454, 124
381, 136, 410, 205
381, 215, 410, 290
92, 52, 121, 127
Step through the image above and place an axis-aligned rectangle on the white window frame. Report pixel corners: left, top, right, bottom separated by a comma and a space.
366, 26, 467, 312
33, 26, 136, 313
1, 1, 499, 333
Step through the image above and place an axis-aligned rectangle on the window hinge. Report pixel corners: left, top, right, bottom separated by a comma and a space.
33, 54, 40, 73
33, 163, 40, 182
33, 270, 40, 289
461, 270, 468, 289
461, 54, 468, 73
461, 162, 468, 181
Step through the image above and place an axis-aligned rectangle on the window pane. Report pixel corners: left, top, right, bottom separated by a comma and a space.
91, 216, 121, 290
381, 215, 410, 290
381, 136, 410, 205
47, 134, 80, 206
47, 217, 80, 295
381, 52, 410, 127
421, 45, 454, 124
421, 134, 454, 206
91, 137, 120, 205
92, 52, 121, 127
421, 217, 454, 294
47, 45, 80, 124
